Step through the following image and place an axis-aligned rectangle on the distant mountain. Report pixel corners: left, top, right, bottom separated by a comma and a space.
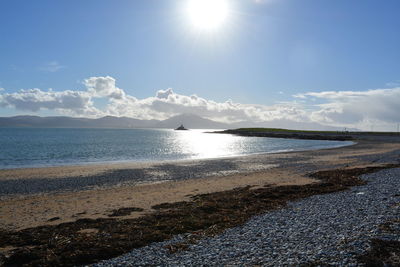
0, 114, 358, 131
0, 114, 230, 129
155, 114, 230, 129
91, 116, 157, 128
0, 115, 157, 129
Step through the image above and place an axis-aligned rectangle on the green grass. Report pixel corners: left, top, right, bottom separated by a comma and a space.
232, 128, 400, 135
233, 128, 338, 133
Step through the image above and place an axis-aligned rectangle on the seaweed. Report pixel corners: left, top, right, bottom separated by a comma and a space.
108, 207, 144, 217
0, 164, 399, 266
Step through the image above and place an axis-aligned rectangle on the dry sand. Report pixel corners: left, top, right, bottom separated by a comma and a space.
1, 140, 400, 231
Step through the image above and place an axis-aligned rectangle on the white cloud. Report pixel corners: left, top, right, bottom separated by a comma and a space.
295, 87, 400, 130
156, 88, 174, 99
104, 87, 311, 125
39, 61, 65, 72
0, 77, 309, 124
386, 81, 400, 87
84, 76, 125, 99
1, 76, 400, 130
0, 88, 100, 116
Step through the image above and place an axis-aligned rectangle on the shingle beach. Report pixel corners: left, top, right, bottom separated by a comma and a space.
1, 136, 400, 266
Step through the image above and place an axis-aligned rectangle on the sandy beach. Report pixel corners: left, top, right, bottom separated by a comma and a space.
1, 135, 400, 266
1, 139, 400, 231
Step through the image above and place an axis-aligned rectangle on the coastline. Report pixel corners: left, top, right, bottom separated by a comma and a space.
1, 139, 399, 230
213, 129, 354, 141
0, 137, 354, 171
0, 138, 355, 180
213, 128, 400, 142
1, 137, 400, 265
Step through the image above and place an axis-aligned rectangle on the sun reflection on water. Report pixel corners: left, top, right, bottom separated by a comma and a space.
173, 129, 243, 159
0, 128, 353, 168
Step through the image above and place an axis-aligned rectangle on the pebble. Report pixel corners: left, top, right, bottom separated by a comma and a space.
94, 168, 400, 266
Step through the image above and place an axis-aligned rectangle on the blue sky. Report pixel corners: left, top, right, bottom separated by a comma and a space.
1, 0, 400, 130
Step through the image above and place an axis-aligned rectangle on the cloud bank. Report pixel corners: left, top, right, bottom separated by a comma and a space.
295, 88, 400, 130
1, 76, 399, 131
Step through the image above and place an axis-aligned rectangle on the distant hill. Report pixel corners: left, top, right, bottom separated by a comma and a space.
0, 114, 230, 129
155, 114, 230, 129
0, 114, 357, 131
0, 115, 156, 129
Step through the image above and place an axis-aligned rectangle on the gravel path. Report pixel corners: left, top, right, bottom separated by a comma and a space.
94, 168, 400, 266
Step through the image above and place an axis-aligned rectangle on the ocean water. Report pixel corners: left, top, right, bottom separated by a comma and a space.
0, 128, 353, 169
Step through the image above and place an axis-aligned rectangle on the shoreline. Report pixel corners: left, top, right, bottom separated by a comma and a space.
1, 139, 399, 230
213, 128, 400, 142
0, 139, 355, 180
2, 164, 400, 266
0, 138, 354, 172
1, 136, 400, 265
213, 129, 354, 141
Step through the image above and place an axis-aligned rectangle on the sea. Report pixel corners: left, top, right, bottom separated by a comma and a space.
0, 128, 353, 169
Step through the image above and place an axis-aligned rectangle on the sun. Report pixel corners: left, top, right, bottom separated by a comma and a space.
186, 0, 229, 30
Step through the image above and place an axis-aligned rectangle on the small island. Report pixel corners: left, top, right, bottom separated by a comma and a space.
175, 124, 188, 130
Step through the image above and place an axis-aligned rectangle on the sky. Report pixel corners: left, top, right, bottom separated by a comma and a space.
0, 0, 399, 131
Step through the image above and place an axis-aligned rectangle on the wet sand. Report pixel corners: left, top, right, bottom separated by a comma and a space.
1, 139, 400, 231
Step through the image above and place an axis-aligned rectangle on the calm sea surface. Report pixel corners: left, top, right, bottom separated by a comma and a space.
0, 128, 353, 169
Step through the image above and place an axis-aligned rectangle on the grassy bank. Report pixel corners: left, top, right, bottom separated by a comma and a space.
214, 127, 400, 142
214, 128, 354, 141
